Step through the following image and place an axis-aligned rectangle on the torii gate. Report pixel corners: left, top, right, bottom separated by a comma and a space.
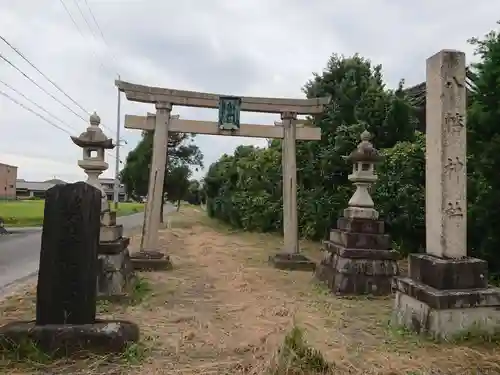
116, 80, 330, 270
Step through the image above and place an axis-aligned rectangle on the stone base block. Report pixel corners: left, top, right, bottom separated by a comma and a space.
97, 247, 134, 299
316, 249, 399, 296
268, 253, 316, 272
392, 277, 500, 340
329, 230, 391, 250
100, 225, 124, 242
408, 253, 488, 290
0, 320, 139, 357
337, 217, 385, 234
130, 251, 172, 271
343, 206, 379, 220
99, 237, 130, 255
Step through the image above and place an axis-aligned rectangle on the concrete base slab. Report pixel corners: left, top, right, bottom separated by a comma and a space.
0, 319, 139, 357
391, 291, 500, 340
268, 253, 316, 272
130, 251, 172, 271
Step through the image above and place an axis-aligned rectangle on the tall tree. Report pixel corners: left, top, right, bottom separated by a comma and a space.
465, 24, 500, 274
205, 53, 417, 240
166, 165, 191, 211
120, 131, 203, 209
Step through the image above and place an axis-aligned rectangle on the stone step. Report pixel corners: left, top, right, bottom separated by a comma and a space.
328, 229, 391, 250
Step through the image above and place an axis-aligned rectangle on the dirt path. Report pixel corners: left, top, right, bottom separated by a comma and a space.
1, 207, 500, 374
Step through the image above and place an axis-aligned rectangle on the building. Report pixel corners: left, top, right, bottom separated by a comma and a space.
0, 163, 18, 200
16, 179, 66, 199
15, 178, 127, 201
99, 178, 127, 202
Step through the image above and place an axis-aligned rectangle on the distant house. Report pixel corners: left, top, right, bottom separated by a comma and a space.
16, 178, 127, 201
16, 179, 67, 199
98, 178, 127, 202
0, 163, 18, 200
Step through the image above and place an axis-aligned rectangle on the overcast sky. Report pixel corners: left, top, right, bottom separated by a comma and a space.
0, 1, 497, 182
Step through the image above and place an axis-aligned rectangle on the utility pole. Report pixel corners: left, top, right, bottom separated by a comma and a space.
113, 74, 121, 210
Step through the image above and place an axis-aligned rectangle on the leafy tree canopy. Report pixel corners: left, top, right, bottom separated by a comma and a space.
203, 21, 500, 278
205, 53, 418, 240
120, 131, 203, 204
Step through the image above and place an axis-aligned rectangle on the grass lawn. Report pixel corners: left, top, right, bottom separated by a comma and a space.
0, 200, 144, 227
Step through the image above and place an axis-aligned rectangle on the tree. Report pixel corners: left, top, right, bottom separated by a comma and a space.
165, 165, 191, 211
205, 53, 418, 240
185, 179, 203, 205
465, 23, 500, 275
203, 22, 500, 279
374, 131, 425, 254
120, 131, 203, 215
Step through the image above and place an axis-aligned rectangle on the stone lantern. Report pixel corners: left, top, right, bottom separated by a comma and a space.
315, 130, 399, 296
71, 112, 133, 300
344, 130, 382, 221
71, 112, 114, 212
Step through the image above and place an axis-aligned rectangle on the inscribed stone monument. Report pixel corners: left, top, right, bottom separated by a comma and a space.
392, 50, 500, 339
0, 183, 139, 355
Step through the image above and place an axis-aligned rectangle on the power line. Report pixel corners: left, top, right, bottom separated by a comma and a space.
82, 0, 119, 66
0, 35, 88, 116
69, 0, 117, 77
59, 0, 111, 76
58, 0, 85, 38
83, 0, 107, 44
72, 0, 98, 39
0, 79, 78, 132
0, 89, 72, 135
0, 52, 88, 123
0, 35, 115, 133
0, 89, 122, 163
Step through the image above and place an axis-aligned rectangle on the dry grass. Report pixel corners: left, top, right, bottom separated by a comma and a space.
1, 206, 500, 374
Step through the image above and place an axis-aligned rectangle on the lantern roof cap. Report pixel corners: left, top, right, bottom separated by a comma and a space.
71, 112, 115, 149
346, 130, 382, 163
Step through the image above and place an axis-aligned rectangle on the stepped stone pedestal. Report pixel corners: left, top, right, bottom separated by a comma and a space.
98, 211, 134, 300
316, 130, 399, 295
317, 217, 399, 295
392, 254, 500, 338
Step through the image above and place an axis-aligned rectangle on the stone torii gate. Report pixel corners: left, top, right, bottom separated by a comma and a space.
116, 80, 330, 271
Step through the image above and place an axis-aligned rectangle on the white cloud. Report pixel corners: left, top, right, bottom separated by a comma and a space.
0, 0, 498, 182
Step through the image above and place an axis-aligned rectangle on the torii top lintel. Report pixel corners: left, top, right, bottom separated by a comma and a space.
115, 80, 330, 115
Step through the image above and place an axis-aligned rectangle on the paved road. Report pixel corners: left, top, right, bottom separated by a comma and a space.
0, 205, 174, 291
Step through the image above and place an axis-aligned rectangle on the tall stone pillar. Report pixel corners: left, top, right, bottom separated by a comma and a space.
130, 102, 173, 271
392, 50, 500, 339
315, 131, 399, 295
268, 112, 316, 271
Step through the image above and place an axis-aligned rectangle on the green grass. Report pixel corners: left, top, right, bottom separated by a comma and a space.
0, 200, 144, 227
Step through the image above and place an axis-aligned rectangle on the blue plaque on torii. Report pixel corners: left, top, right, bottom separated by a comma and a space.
218, 96, 241, 131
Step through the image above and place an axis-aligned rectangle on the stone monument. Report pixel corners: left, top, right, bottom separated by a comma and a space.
0, 182, 139, 356
315, 130, 399, 295
392, 50, 500, 339
71, 112, 134, 299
